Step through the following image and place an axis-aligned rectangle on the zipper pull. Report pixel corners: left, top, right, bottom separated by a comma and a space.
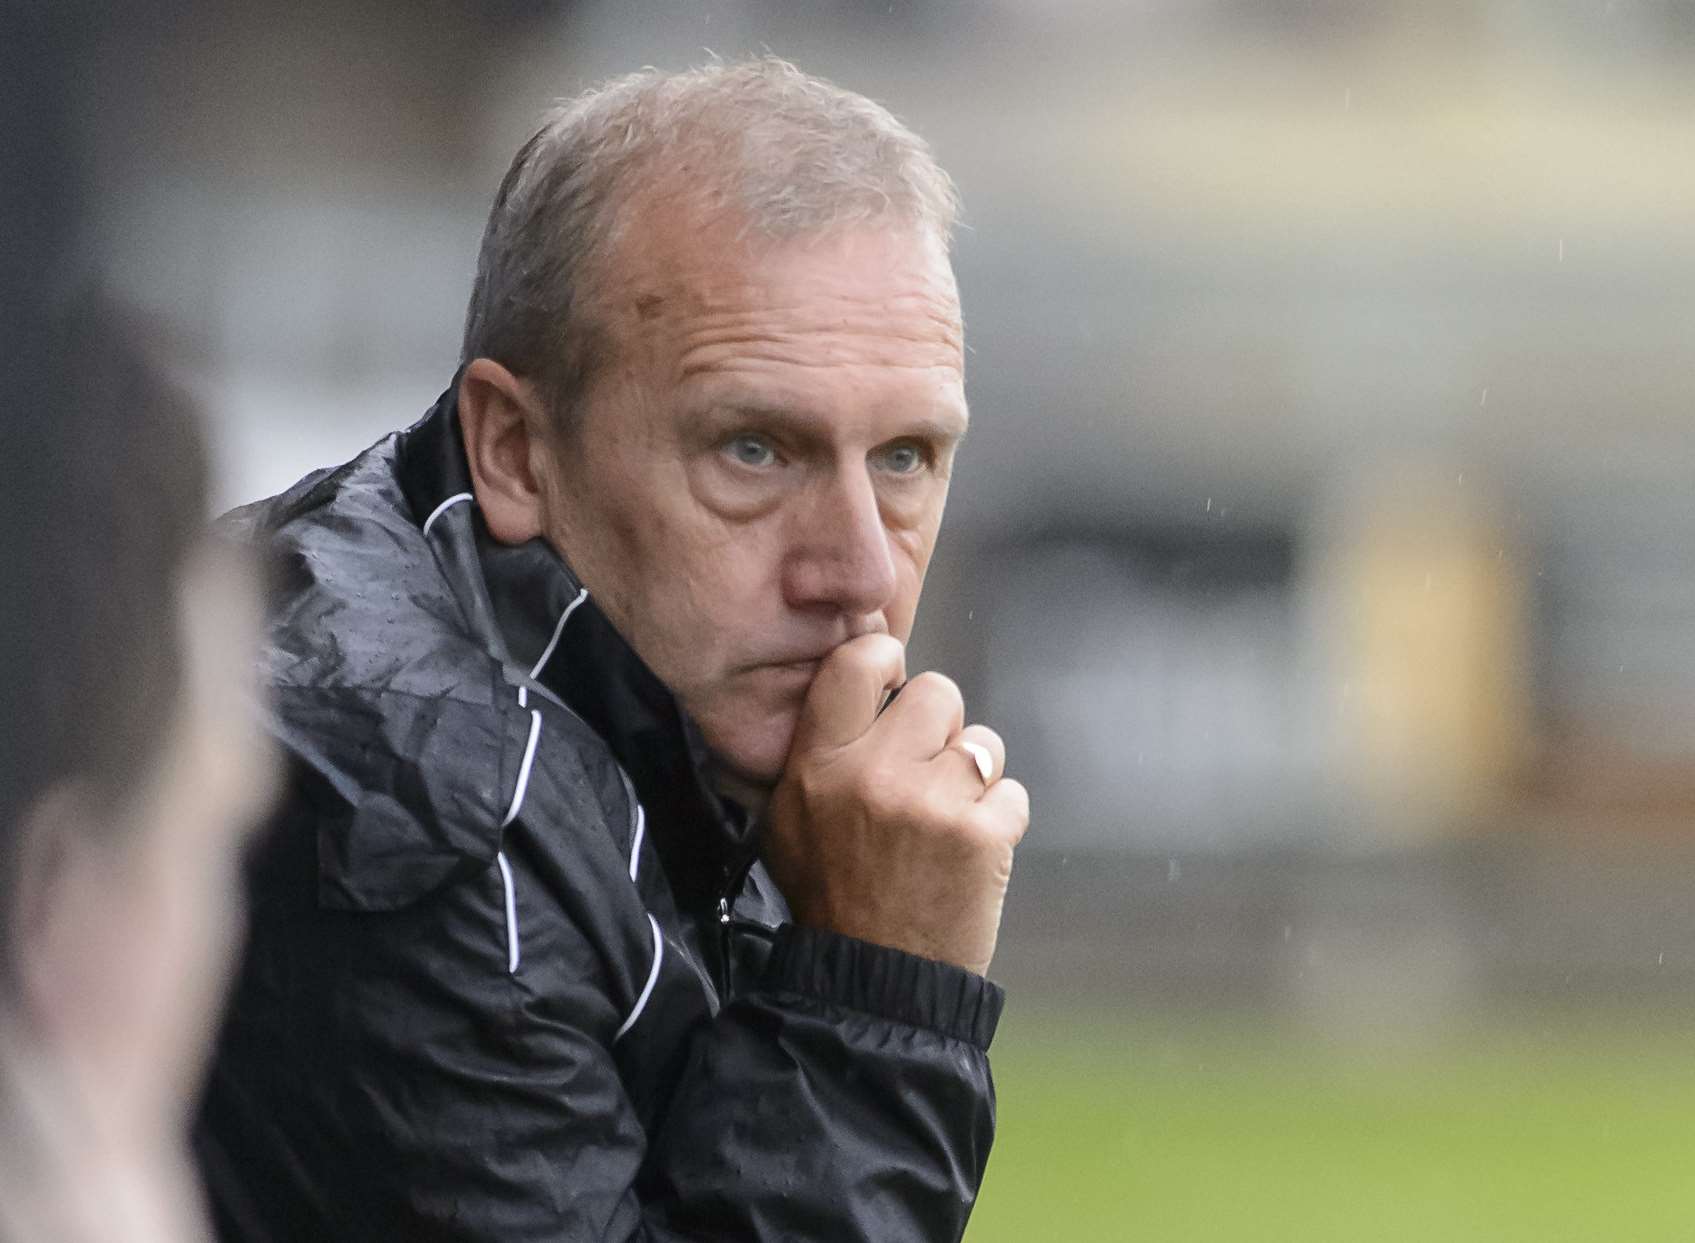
718, 896, 732, 927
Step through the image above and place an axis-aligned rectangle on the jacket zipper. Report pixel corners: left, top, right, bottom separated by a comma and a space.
715, 847, 766, 996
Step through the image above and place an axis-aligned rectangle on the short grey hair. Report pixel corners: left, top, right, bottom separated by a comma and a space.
460, 56, 960, 429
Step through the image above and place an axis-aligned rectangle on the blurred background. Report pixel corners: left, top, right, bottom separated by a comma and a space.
18, 0, 1695, 1236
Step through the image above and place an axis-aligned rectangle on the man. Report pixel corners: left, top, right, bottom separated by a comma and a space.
0, 305, 277, 1242
197, 58, 1029, 1241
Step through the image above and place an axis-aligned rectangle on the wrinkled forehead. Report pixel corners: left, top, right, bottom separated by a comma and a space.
595, 198, 965, 375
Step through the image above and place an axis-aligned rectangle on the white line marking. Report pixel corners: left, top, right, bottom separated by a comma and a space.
615, 915, 664, 1042
628, 804, 646, 883
496, 851, 520, 973
502, 706, 542, 828
529, 587, 589, 679
421, 491, 474, 537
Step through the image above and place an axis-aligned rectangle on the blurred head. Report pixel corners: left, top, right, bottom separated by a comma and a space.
0, 306, 276, 1144
459, 58, 968, 787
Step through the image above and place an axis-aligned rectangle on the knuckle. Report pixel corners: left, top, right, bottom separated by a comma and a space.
981, 781, 1029, 829
1000, 780, 1032, 835
952, 803, 1003, 846
912, 669, 961, 699
908, 671, 964, 714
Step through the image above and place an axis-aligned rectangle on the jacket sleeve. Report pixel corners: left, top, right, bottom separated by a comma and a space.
198, 787, 1002, 1243
641, 923, 1001, 1241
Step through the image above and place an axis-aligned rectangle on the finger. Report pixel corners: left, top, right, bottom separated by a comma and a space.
790, 634, 907, 754
952, 724, 1006, 786
875, 670, 965, 754
975, 776, 1030, 842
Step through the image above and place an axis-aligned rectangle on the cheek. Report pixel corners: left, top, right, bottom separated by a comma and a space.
883, 521, 941, 640
669, 528, 790, 674
589, 489, 782, 688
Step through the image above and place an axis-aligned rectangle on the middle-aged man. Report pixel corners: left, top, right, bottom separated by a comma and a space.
196, 58, 1030, 1242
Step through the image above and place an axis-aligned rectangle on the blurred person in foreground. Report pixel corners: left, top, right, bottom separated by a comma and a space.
196, 57, 1029, 1241
0, 308, 276, 1242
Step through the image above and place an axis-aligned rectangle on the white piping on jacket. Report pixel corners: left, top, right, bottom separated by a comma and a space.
628, 804, 646, 883
421, 491, 474, 537
503, 701, 542, 829
496, 851, 521, 973
614, 915, 664, 1042
530, 586, 589, 680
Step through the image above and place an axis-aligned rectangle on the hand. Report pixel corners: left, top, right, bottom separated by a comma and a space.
763, 634, 1030, 976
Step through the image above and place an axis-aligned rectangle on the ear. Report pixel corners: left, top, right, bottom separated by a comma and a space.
458, 358, 553, 546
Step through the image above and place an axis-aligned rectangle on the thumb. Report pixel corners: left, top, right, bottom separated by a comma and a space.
788, 634, 907, 756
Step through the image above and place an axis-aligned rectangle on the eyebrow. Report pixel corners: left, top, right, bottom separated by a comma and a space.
712, 401, 970, 448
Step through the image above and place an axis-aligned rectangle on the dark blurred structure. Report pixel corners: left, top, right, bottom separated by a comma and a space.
1, 4, 84, 404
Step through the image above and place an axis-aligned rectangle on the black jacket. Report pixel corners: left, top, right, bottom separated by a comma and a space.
194, 386, 1004, 1242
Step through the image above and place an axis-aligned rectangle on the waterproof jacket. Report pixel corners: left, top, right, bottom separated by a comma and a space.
193, 385, 1005, 1242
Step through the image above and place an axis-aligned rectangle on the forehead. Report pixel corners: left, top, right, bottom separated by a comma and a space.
599, 205, 966, 395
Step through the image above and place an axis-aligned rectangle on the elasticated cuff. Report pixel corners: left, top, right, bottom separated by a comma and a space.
759, 923, 1004, 1050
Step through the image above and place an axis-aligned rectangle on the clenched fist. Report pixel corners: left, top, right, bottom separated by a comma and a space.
763, 634, 1030, 976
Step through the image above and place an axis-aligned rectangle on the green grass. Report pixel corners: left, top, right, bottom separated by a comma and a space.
968, 1005, 1695, 1242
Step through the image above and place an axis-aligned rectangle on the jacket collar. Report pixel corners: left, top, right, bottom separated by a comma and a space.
395, 381, 756, 907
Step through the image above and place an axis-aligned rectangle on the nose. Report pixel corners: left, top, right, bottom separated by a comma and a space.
782, 466, 899, 619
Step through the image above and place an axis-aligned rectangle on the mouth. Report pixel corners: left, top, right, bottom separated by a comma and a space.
763, 657, 822, 681
750, 644, 836, 673
750, 654, 828, 698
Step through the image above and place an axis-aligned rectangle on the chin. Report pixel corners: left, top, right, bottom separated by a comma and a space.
700, 708, 800, 790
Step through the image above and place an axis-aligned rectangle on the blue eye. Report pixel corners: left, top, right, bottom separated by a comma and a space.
877, 443, 926, 475
725, 435, 777, 468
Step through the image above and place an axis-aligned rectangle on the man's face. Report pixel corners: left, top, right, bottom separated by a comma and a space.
539, 209, 967, 787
